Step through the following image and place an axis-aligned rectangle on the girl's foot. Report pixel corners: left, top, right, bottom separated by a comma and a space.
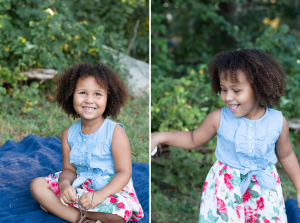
76, 213, 102, 223
40, 204, 50, 213
40, 204, 102, 223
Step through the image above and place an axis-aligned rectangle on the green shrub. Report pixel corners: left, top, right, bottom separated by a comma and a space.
152, 146, 213, 193
151, 65, 223, 192
151, 65, 223, 132
0, 0, 149, 114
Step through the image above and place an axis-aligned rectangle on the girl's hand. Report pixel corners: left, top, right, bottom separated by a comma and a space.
78, 191, 106, 210
59, 184, 77, 207
151, 133, 161, 152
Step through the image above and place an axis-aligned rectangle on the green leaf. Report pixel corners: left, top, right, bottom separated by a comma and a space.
217, 209, 229, 222
199, 209, 219, 223
250, 190, 260, 198
228, 201, 235, 210
229, 171, 240, 187
248, 180, 256, 190
273, 206, 279, 214
234, 193, 242, 205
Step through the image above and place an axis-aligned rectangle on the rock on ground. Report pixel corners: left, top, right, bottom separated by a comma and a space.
119, 54, 149, 98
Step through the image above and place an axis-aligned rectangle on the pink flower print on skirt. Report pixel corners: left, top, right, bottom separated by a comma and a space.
199, 160, 287, 223
45, 171, 144, 222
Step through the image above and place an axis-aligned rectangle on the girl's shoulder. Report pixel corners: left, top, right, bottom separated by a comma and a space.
105, 118, 125, 130
266, 107, 282, 117
67, 120, 81, 135
104, 119, 125, 143
66, 121, 81, 147
208, 108, 222, 120
265, 108, 283, 131
205, 108, 222, 131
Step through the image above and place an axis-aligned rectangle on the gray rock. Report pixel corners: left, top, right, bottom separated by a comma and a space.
103, 45, 149, 98
119, 55, 149, 98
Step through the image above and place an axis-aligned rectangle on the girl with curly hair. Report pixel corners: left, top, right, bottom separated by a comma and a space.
31, 63, 144, 223
152, 49, 300, 222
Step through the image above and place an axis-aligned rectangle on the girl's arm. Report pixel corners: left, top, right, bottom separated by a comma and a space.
151, 108, 221, 151
96, 125, 132, 198
275, 116, 300, 210
58, 127, 77, 204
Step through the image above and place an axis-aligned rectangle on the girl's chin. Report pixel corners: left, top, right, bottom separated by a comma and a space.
231, 112, 243, 118
229, 108, 244, 118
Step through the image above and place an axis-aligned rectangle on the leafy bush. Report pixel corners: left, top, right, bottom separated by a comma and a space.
151, 66, 223, 192
0, 0, 149, 113
152, 146, 212, 193
151, 65, 223, 132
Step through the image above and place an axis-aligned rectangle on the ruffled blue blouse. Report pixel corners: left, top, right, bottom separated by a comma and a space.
215, 107, 283, 196
67, 119, 124, 190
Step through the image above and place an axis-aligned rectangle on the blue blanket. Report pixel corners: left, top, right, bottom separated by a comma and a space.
0, 134, 149, 223
285, 198, 300, 223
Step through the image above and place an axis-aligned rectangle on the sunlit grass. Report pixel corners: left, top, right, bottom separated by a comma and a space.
0, 97, 149, 164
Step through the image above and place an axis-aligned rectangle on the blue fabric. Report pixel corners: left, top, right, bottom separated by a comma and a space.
285, 198, 300, 223
215, 107, 282, 196
68, 119, 125, 190
0, 134, 149, 223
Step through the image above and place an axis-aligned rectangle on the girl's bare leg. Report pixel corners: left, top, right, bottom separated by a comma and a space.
30, 177, 79, 223
31, 177, 126, 223
82, 210, 125, 223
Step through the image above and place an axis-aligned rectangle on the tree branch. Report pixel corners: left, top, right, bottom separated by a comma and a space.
127, 20, 140, 54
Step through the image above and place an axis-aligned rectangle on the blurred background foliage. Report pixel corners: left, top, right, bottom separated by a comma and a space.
151, 0, 300, 222
0, 0, 149, 163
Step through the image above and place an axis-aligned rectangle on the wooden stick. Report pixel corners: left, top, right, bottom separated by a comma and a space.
127, 20, 140, 53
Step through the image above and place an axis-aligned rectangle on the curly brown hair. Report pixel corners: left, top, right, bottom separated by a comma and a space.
54, 63, 128, 119
208, 49, 287, 107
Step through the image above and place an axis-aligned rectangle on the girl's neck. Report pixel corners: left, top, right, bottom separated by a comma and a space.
80, 116, 105, 135
243, 105, 266, 120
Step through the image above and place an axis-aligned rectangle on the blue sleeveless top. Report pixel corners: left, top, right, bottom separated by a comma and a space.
215, 107, 283, 196
67, 118, 125, 190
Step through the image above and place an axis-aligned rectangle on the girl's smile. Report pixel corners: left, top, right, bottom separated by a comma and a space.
228, 104, 240, 112
73, 76, 107, 122
82, 106, 96, 112
220, 69, 265, 120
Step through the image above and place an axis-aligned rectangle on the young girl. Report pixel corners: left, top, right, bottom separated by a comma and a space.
30, 63, 144, 223
151, 49, 300, 222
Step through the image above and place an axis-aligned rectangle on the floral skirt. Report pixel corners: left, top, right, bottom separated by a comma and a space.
45, 171, 143, 222
199, 160, 287, 223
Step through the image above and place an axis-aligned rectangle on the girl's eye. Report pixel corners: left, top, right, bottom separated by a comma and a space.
80, 92, 86, 94
221, 89, 226, 92
95, 93, 101, 96
233, 90, 239, 93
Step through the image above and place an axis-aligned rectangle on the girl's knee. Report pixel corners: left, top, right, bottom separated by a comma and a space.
103, 214, 125, 223
30, 177, 48, 195
86, 212, 125, 223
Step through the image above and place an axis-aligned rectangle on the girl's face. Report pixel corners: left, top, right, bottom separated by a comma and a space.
220, 69, 263, 119
73, 76, 107, 122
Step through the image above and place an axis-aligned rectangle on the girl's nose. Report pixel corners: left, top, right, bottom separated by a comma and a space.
225, 92, 234, 102
85, 97, 93, 103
